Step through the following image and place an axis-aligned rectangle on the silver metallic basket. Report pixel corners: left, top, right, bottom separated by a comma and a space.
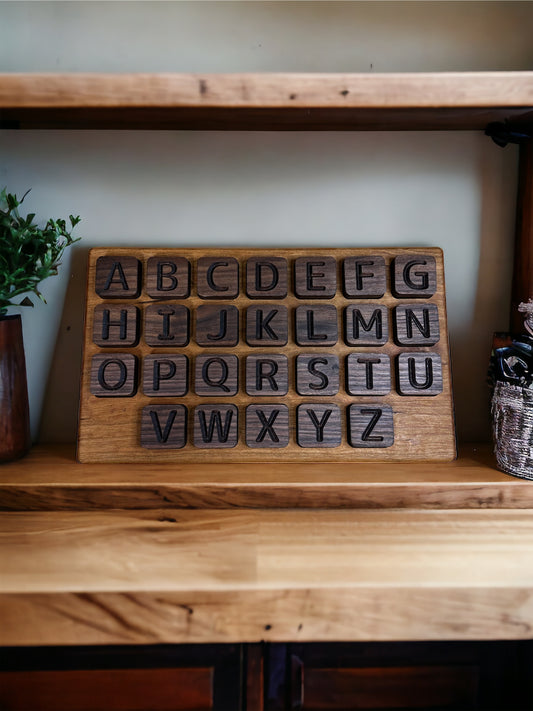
491, 381, 533, 480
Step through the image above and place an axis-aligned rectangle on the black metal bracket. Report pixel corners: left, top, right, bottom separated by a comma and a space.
486, 122, 533, 148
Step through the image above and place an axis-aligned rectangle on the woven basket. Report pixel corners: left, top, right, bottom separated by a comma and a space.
491, 381, 533, 479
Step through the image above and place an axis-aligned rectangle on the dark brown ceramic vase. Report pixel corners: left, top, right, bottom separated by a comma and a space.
0, 314, 31, 462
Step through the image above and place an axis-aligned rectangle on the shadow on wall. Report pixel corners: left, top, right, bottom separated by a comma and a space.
39, 247, 89, 443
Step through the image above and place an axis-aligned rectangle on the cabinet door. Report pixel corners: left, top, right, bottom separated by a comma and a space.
0, 644, 242, 711
265, 641, 533, 711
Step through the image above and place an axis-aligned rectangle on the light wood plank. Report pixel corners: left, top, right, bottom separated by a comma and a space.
0, 444, 529, 510
1, 72, 533, 109
2, 508, 533, 644
1, 72, 532, 130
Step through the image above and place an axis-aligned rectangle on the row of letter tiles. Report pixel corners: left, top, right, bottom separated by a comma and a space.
93, 303, 440, 348
141, 403, 394, 449
90, 352, 443, 398
95, 254, 437, 300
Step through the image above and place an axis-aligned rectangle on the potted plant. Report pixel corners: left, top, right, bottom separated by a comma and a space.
0, 189, 80, 462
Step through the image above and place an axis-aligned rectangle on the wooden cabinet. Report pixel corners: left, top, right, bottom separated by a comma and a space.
265, 642, 533, 711
0, 645, 243, 711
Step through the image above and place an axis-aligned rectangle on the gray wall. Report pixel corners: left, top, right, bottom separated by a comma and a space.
1, 1, 532, 443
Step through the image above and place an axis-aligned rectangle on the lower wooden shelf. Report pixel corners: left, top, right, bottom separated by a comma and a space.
2, 506, 533, 645
0, 443, 530, 511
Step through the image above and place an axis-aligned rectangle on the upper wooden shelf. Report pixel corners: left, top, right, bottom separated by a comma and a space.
0, 443, 530, 511
1, 72, 532, 130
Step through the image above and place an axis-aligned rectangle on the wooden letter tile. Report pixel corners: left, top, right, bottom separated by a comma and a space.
246, 257, 288, 299
90, 353, 137, 398
195, 354, 238, 396
95, 256, 141, 299
246, 305, 288, 347
194, 404, 238, 448
144, 304, 189, 347
296, 403, 342, 448
146, 256, 190, 299
348, 404, 394, 448
294, 257, 337, 299
394, 304, 440, 346
195, 304, 239, 347
343, 256, 386, 298
295, 305, 338, 346
142, 355, 188, 397
344, 304, 388, 346
93, 304, 139, 347
296, 354, 339, 396
245, 404, 290, 448
140, 404, 187, 449
245, 354, 289, 396
396, 353, 443, 396
346, 353, 391, 396
197, 257, 239, 299
392, 254, 437, 297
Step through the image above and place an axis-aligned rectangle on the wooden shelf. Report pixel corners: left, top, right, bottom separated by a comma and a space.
0, 443, 530, 511
1, 72, 532, 130
2, 505, 533, 645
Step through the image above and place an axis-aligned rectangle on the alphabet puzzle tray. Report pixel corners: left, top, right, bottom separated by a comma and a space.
77, 247, 456, 463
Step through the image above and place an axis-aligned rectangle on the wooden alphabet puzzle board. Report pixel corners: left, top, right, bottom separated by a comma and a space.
77, 248, 456, 463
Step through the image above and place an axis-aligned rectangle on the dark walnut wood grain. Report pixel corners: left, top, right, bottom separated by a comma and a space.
146, 256, 190, 299
343, 255, 386, 298
348, 404, 394, 448
396, 353, 443, 396
95, 256, 141, 299
197, 257, 239, 299
245, 354, 289, 396
296, 403, 342, 448
142, 355, 188, 397
246, 256, 288, 299
344, 304, 389, 346
295, 305, 338, 346
392, 254, 437, 298
294, 257, 337, 299
245, 305, 288, 347
296, 354, 340, 396
394, 304, 440, 346
195, 354, 239, 396
140, 404, 187, 449
245, 404, 290, 448
195, 304, 239, 347
90, 354, 137, 398
144, 304, 189, 347
346, 353, 391, 396
92, 304, 139, 347
194, 404, 239, 448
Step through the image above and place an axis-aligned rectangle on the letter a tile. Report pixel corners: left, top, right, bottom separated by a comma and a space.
95, 256, 141, 298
